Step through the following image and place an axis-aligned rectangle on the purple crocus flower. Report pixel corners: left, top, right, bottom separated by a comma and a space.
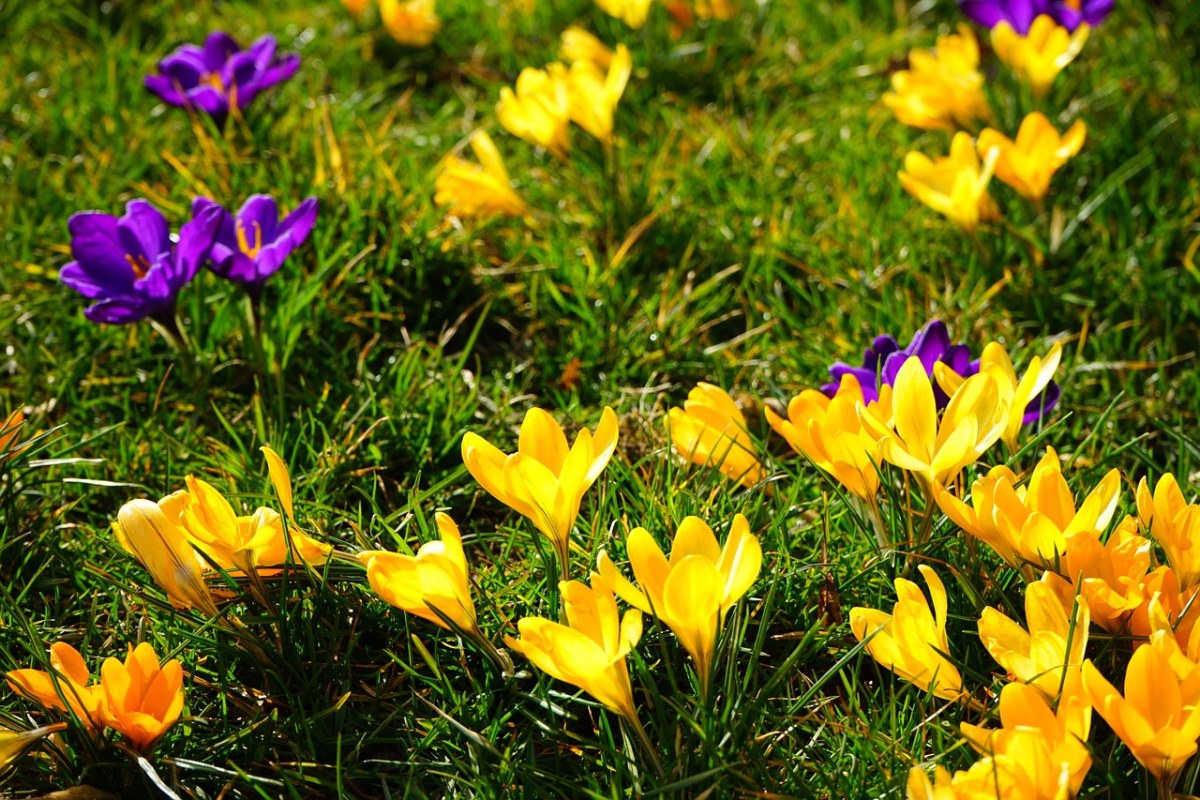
822, 320, 973, 408
144, 32, 300, 123
59, 200, 221, 324
957, 0, 1111, 32
191, 195, 319, 293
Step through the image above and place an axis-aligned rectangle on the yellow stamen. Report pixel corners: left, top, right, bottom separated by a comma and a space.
125, 253, 152, 279
202, 72, 225, 90
236, 220, 263, 259
1066, 0, 1082, 9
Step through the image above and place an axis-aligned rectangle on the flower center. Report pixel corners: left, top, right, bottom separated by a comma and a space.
125, 253, 152, 279
1065, 0, 1082, 8
236, 220, 263, 259
202, 72, 225, 90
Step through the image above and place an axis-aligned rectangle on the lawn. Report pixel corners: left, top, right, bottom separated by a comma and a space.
2, 0, 1200, 797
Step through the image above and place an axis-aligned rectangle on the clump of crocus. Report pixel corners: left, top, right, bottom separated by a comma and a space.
60, 200, 221, 327
935, 339, 1063, 451
434, 131, 529, 220
958, 0, 1109, 33
566, 44, 633, 147
594, 0, 653, 28
667, 383, 765, 488
461, 407, 618, 577
899, 132, 1000, 232
822, 320, 973, 408
8, 641, 185, 752
850, 565, 968, 702
191, 195, 318, 300
597, 514, 761, 691
859, 356, 1007, 491
497, 64, 572, 158
978, 113, 1086, 206
1083, 645, 1200, 790
991, 15, 1089, 98
884, 26, 991, 131
977, 578, 1088, 698
938, 447, 1121, 570
144, 31, 300, 124
380, 0, 441, 47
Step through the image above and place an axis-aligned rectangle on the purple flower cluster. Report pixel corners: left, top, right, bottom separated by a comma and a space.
144, 32, 299, 123
61, 196, 318, 324
822, 320, 1060, 425
957, 0, 1113, 33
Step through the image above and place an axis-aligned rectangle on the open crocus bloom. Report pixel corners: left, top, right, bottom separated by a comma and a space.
6, 642, 101, 721
1084, 646, 1200, 781
144, 31, 299, 123
192, 195, 319, 291
434, 131, 529, 220
60, 200, 221, 324
958, 0, 1110, 32
978, 113, 1086, 204
596, 514, 761, 688
667, 383, 765, 488
991, 15, 1089, 99
1043, 519, 1151, 632
98, 643, 185, 751
850, 565, 968, 702
977, 579, 1088, 698
506, 575, 643, 721
462, 407, 618, 573
899, 132, 1001, 232
496, 64, 572, 158
883, 26, 990, 131
358, 513, 479, 636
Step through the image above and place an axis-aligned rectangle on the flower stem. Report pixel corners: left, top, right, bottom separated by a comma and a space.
623, 713, 664, 779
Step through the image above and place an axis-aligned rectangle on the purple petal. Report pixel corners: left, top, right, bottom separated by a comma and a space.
159, 52, 206, 89
862, 335, 900, 372
84, 297, 155, 325
202, 31, 242, 71
117, 200, 171, 264
248, 238, 293, 282
943, 344, 973, 376
259, 53, 300, 90
185, 85, 230, 118
236, 195, 281, 243
60, 262, 122, 300
1022, 381, 1061, 425
880, 351, 909, 388
277, 197, 318, 246
905, 320, 951, 372
135, 261, 179, 305
245, 35, 278, 70
144, 75, 186, 107
175, 205, 224, 285
66, 211, 136, 291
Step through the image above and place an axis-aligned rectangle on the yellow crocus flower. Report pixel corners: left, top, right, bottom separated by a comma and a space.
936, 341, 1062, 452
765, 374, 889, 502
991, 15, 1089, 99
435, 130, 529, 220
860, 356, 1007, 491
496, 64, 572, 158
0, 724, 67, 772
1043, 518, 1151, 632
850, 565, 967, 702
977, 579, 1088, 698
567, 44, 632, 146
667, 383, 765, 488
899, 132, 1000, 232
560, 26, 613, 69
1083, 645, 1200, 782
98, 642, 185, 751
594, 0, 653, 29
978, 114, 1087, 204
506, 575, 642, 721
1138, 473, 1200, 588
937, 447, 1121, 569
112, 499, 218, 616
461, 407, 619, 574
358, 512, 479, 636
884, 26, 990, 131
596, 514, 761, 688
907, 735, 1073, 800
7, 642, 101, 721
959, 670, 1092, 794
379, 0, 440, 47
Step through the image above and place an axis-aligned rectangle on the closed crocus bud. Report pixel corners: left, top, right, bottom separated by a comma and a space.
0, 724, 67, 771
597, 514, 762, 689
98, 642, 185, 751
496, 64, 573, 158
850, 565, 968, 702
991, 15, 1089, 98
359, 513, 480, 636
566, 44, 632, 145
113, 499, 218, 616
7, 642, 101, 721
978, 114, 1086, 205
506, 575, 643, 721
668, 383, 765, 489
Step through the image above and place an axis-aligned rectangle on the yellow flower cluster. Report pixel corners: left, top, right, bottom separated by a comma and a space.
887, 17, 1089, 229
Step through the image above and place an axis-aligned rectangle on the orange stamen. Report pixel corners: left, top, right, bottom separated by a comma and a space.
125, 253, 152, 279
236, 220, 263, 259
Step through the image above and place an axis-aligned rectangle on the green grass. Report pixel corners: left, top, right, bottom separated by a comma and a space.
2, 0, 1200, 796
